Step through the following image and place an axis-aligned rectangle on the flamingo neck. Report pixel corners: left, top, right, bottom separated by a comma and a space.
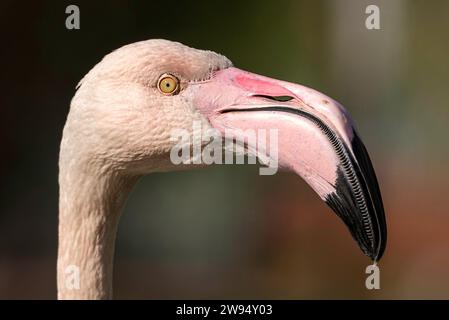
57, 160, 136, 299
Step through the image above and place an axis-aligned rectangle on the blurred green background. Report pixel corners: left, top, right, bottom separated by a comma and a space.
1, 0, 449, 299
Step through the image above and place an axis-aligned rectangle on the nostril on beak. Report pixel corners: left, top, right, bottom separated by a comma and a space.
253, 94, 295, 102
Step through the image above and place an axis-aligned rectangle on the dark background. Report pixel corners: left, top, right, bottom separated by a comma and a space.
1, 0, 449, 299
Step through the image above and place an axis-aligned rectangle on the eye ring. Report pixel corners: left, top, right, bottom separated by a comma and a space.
157, 73, 180, 95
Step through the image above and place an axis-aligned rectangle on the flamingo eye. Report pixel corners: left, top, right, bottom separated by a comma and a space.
157, 74, 180, 95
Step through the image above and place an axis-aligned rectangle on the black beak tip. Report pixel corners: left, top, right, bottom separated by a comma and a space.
324, 130, 387, 262
351, 131, 387, 262
325, 187, 386, 262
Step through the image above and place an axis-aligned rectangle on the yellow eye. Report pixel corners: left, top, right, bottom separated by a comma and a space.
157, 74, 180, 95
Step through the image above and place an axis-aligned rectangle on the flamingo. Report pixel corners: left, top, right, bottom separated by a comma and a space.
58, 39, 387, 299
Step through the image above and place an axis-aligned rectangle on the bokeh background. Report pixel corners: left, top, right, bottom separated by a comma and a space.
1, 0, 448, 299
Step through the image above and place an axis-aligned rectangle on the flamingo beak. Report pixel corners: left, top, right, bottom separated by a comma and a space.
193, 67, 387, 261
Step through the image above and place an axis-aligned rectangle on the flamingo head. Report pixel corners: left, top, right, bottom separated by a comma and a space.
63, 39, 386, 261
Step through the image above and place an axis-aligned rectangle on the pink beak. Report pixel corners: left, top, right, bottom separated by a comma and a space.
193, 67, 387, 261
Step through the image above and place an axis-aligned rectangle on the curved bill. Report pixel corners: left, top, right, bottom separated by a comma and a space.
192, 67, 387, 261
